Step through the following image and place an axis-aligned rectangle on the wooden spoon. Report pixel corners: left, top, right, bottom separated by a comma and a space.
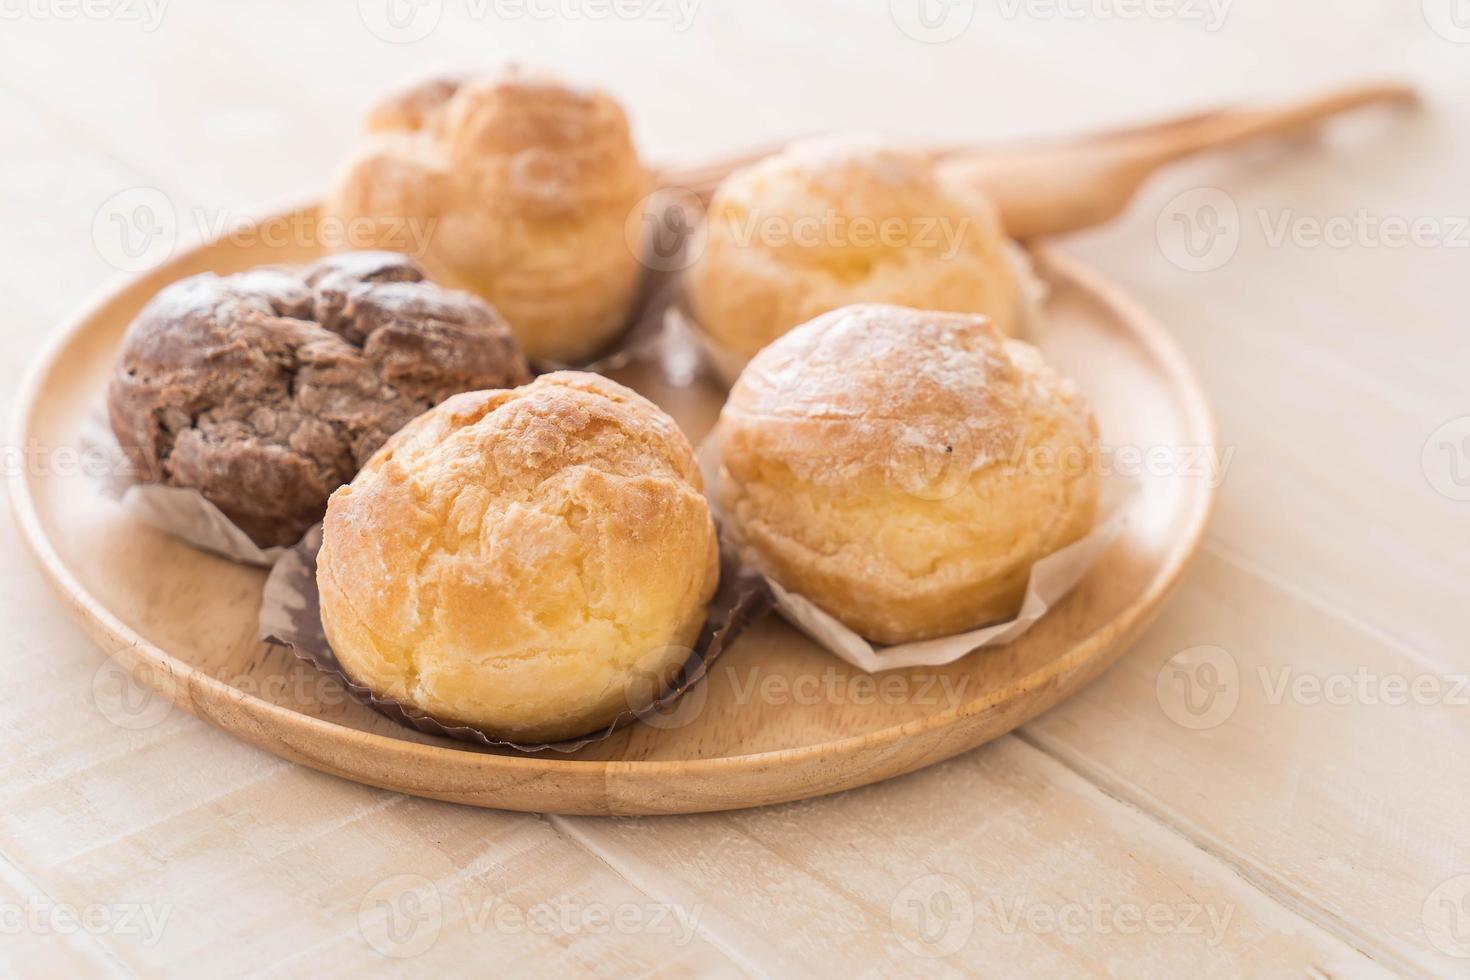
654, 82, 1417, 240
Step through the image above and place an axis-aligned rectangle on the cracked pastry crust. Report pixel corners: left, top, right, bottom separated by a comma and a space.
107, 251, 530, 549
324, 67, 652, 363
316, 372, 719, 743
716, 304, 1098, 644
687, 136, 1022, 367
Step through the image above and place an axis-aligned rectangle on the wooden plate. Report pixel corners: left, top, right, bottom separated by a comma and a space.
9, 205, 1214, 815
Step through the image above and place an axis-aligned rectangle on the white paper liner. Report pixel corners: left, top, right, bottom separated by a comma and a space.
698, 434, 1136, 673
80, 403, 297, 566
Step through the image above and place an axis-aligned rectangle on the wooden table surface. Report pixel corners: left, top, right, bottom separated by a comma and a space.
2, 2, 1467, 976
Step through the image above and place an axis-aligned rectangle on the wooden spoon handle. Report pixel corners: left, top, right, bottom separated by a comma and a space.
652, 82, 1418, 225
1108, 81, 1418, 165
939, 81, 1417, 238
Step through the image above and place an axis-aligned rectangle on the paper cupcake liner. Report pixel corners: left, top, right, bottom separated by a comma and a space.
257, 525, 772, 753
81, 403, 301, 567
698, 432, 1135, 673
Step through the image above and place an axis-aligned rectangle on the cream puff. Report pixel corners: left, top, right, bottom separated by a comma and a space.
716, 304, 1098, 644
316, 372, 720, 742
324, 67, 652, 363
686, 137, 1021, 368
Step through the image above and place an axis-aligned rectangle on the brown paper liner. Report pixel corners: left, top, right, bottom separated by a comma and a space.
258, 525, 772, 753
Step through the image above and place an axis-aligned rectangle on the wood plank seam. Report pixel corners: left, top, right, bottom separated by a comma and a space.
1012, 728, 1429, 979
545, 814, 767, 978
1200, 538, 1463, 680
0, 842, 137, 978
